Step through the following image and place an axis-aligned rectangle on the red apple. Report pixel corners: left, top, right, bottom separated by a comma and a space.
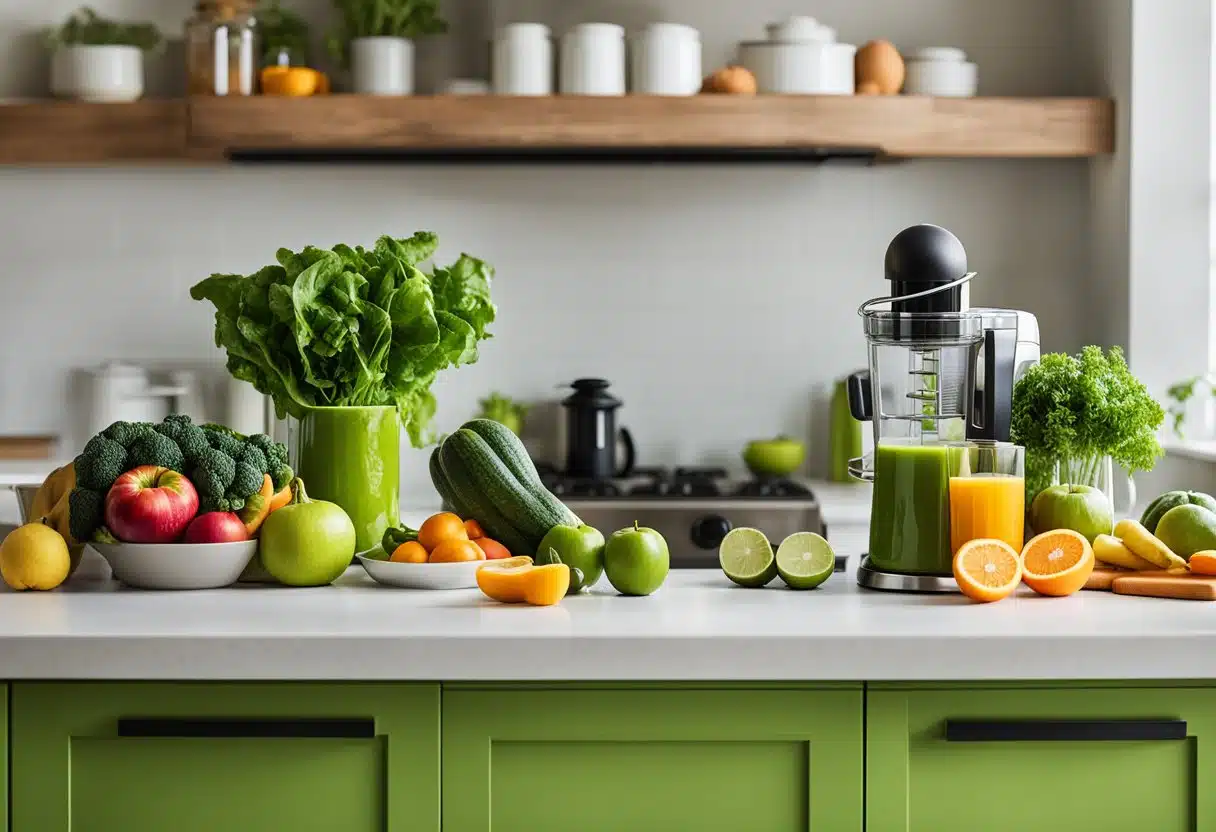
183, 512, 249, 544
105, 466, 199, 544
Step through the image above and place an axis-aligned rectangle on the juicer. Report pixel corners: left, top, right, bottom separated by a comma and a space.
847, 224, 1040, 592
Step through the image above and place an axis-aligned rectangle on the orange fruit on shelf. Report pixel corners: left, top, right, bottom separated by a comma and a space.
390, 541, 429, 564
418, 512, 469, 552
1020, 529, 1095, 597
429, 539, 486, 564
1189, 551, 1216, 575
464, 518, 486, 539
953, 539, 1023, 603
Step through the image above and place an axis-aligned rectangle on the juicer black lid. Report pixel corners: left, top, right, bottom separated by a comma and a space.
562, 378, 622, 410
884, 224, 968, 314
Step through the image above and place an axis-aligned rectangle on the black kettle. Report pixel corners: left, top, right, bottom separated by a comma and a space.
562, 379, 636, 480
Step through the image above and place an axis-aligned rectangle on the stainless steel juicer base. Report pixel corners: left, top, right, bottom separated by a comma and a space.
856, 556, 960, 593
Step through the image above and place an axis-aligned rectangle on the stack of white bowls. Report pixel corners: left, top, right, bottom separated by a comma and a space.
738, 15, 856, 95
904, 48, 978, 97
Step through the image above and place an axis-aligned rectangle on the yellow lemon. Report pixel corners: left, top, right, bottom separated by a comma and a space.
1, 523, 70, 591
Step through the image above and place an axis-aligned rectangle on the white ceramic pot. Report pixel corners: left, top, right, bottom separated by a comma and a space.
493, 22, 553, 96
739, 41, 841, 95
560, 23, 626, 95
631, 22, 701, 95
352, 36, 414, 96
904, 47, 978, 97
51, 45, 144, 102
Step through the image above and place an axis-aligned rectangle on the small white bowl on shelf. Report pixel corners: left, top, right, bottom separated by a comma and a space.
904, 47, 978, 97
91, 540, 258, 591
357, 547, 485, 590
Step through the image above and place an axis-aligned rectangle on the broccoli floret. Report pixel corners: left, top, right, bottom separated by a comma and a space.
102, 421, 154, 448
190, 448, 236, 509
175, 423, 211, 466
204, 428, 243, 459
247, 433, 288, 468
271, 464, 294, 491
68, 488, 105, 542
237, 443, 268, 474
127, 432, 186, 472
231, 461, 265, 500
74, 436, 128, 491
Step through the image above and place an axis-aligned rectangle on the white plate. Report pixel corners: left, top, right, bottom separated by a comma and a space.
357, 547, 485, 590
91, 540, 258, 591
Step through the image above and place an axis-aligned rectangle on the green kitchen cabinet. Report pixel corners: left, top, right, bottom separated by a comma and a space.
867, 683, 1216, 831
442, 683, 863, 832
11, 682, 439, 832
0, 684, 7, 832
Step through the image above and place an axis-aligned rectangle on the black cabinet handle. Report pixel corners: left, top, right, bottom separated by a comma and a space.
945, 719, 1186, 743
117, 718, 375, 739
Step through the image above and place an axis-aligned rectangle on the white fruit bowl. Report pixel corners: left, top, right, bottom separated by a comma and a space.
357, 547, 485, 590
90, 540, 259, 590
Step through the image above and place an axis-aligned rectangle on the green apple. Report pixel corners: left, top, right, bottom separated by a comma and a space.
1154, 504, 1216, 559
1029, 484, 1114, 543
537, 524, 605, 594
604, 522, 669, 597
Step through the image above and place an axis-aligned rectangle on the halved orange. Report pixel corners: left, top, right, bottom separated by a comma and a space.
1020, 529, 1094, 597
953, 539, 1023, 603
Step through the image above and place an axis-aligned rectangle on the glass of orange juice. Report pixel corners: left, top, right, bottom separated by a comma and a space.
948, 442, 1026, 555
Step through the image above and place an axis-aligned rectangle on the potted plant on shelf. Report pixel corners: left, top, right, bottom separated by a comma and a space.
327, 0, 447, 95
257, 0, 331, 96
46, 6, 161, 102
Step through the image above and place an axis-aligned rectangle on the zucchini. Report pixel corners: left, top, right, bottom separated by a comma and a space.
463, 418, 581, 526
429, 446, 470, 517
444, 428, 566, 541
439, 438, 535, 554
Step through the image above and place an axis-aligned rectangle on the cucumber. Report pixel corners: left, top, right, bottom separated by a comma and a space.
429, 446, 470, 517
439, 438, 535, 555
444, 428, 568, 541
463, 418, 581, 526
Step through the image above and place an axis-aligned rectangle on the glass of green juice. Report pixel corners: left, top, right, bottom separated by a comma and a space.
867, 440, 967, 575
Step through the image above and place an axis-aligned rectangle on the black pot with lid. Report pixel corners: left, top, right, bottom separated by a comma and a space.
562, 379, 636, 480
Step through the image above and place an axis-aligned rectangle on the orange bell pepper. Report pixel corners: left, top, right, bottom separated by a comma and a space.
477, 558, 568, 606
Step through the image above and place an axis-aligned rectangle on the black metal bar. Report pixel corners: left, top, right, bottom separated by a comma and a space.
117, 718, 375, 739
945, 719, 1187, 743
226, 146, 881, 165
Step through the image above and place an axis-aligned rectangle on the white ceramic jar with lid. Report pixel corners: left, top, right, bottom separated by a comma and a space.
561, 23, 626, 95
738, 15, 854, 95
631, 23, 701, 95
493, 22, 553, 96
904, 47, 977, 97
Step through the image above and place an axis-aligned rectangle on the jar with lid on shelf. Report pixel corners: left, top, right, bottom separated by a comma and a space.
186, 0, 259, 96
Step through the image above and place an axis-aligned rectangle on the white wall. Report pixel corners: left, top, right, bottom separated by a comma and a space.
0, 0, 1096, 503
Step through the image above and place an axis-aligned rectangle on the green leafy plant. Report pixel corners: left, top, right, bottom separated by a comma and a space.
327, 0, 447, 67
45, 6, 162, 51
477, 393, 528, 435
1165, 375, 1215, 438
1011, 346, 1165, 499
258, 0, 312, 65
190, 232, 496, 448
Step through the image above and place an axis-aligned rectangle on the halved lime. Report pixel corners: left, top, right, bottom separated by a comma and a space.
776, 532, 836, 590
719, 527, 777, 588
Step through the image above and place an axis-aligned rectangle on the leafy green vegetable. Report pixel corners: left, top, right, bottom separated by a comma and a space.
477, 393, 528, 434
191, 232, 496, 447
327, 0, 447, 67
258, 0, 312, 65
46, 6, 161, 51
1011, 346, 1164, 498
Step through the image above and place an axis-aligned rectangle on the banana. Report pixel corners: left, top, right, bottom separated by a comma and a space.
1093, 534, 1157, 570
1114, 519, 1189, 570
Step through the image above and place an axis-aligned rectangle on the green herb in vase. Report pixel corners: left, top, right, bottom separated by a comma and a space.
327, 0, 448, 68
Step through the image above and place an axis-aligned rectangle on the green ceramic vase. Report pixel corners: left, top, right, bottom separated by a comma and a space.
292, 406, 400, 554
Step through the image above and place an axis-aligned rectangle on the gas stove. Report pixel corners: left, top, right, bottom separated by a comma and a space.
538, 466, 835, 571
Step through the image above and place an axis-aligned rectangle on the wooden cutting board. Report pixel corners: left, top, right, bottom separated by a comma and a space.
1084, 567, 1216, 600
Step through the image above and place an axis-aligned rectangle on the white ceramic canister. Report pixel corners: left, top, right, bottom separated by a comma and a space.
560, 23, 626, 95
493, 22, 553, 95
352, 36, 414, 96
53, 45, 145, 102
904, 47, 977, 97
630, 22, 701, 96
738, 40, 832, 95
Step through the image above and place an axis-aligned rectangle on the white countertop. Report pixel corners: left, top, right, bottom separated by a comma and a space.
1, 563, 1213, 682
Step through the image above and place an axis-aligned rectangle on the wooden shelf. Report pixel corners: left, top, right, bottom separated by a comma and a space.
0, 95, 1114, 165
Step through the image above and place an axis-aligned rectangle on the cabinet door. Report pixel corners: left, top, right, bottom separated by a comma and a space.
868, 683, 1216, 831
12, 682, 439, 832
443, 684, 863, 832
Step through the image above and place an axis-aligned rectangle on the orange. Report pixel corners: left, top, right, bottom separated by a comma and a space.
429, 539, 486, 564
953, 539, 1023, 603
472, 537, 512, 560
390, 541, 428, 564
1190, 551, 1216, 575
1020, 529, 1095, 597
418, 512, 469, 552
464, 518, 486, 539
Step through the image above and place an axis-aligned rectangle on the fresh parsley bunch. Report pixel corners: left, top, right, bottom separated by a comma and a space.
1011, 346, 1164, 499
